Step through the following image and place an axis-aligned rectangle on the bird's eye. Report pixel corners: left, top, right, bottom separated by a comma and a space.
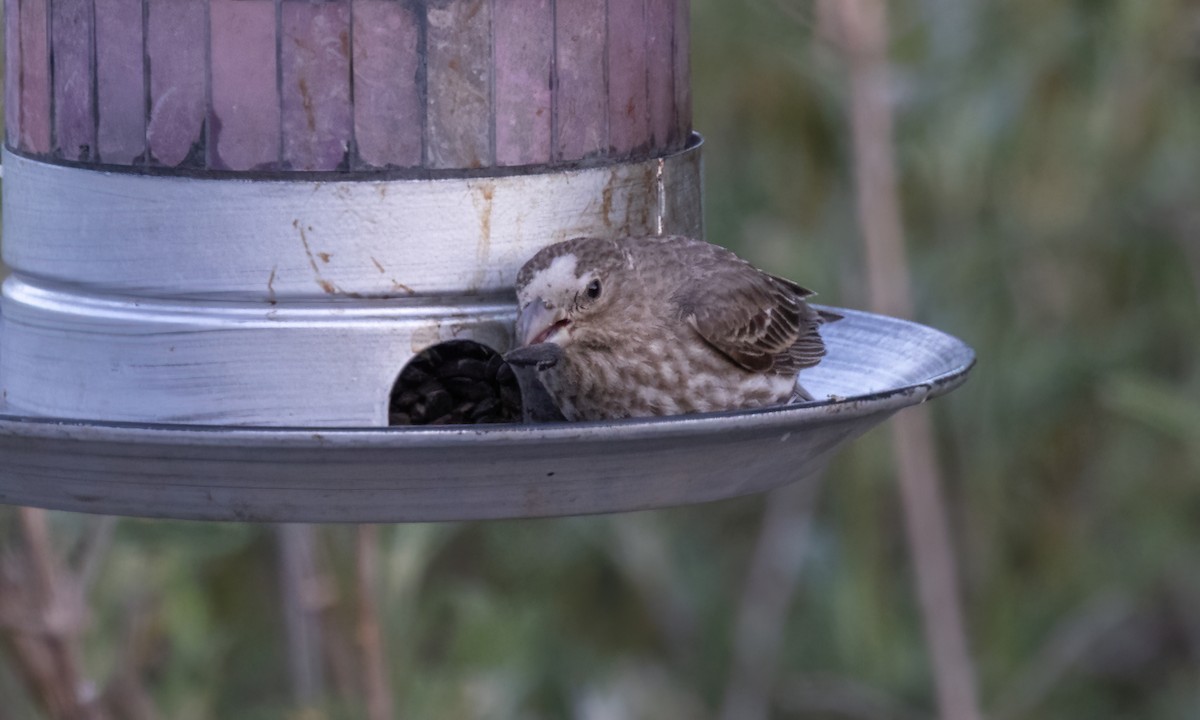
585, 279, 602, 300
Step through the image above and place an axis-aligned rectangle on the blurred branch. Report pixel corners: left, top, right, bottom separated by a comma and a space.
776, 672, 926, 720
1166, 577, 1200, 704
356, 525, 394, 720
277, 524, 327, 717
1171, 207, 1200, 319
99, 592, 159, 720
608, 514, 699, 664
833, 2, 985, 720
719, 475, 823, 720
0, 509, 107, 720
993, 593, 1135, 720
767, 0, 821, 33
1102, 375, 1200, 446
75, 517, 118, 599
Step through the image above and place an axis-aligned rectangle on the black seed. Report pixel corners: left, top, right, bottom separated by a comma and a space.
453, 340, 492, 360
469, 397, 501, 421
421, 347, 442, 367
391, 389, 419, 408
424, 389, 454, 419
441, 375, 479, 394
445, 377, 496, 402
409, 401, 427, 422
417, 379, 444, 398
437, 357, 488, 381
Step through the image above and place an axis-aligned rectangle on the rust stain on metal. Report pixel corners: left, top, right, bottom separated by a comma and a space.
478, 184, 494, 239
295, 220, 320, 274
617, 165, 658, 235
318, 252, 332, 264
468, 182, 495, 291
600, 174, 615, 229
370, 256, 386, 273
640, 164, 657, 230
391, 280, 415, 295
298, 76, 317, 132
296, 220, 341, 295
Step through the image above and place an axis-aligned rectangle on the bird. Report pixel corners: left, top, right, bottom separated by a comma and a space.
506, 235, 838, 421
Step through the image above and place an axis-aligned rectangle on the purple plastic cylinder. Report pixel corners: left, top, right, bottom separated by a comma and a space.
555, 0, 607, 161
94, 0, 145, 164
18, 0, 51, 154
673, 0, 691, 146
425, 0, 492, 169
352, 0, 421, 169
5, 0, 21, 149
209, 0, 279, 170
147, 0, 207, 167
646, 0, 675, 148
607, 0, 650, 155
6, 0, 692, 172
494, 0, 553, 167
281, 0, 352, 171
51, 0, 94, 161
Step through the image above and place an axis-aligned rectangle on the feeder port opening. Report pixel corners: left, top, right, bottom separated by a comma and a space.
388, 340, 522, 426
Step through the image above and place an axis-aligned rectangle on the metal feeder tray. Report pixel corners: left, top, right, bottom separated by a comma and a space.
0, 307, 973, 523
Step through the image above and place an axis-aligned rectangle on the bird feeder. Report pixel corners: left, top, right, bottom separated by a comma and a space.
0, 0, 972, 521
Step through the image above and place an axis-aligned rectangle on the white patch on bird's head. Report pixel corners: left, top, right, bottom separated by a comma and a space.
518, 253, 581, 309
515, 247, 614, 348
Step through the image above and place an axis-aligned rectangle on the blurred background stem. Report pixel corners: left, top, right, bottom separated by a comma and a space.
1, 509, 107, 720
719, 475, 823, 720
356, 524, 394, 720
833, 0, 985, 718
277, 524, 326, 718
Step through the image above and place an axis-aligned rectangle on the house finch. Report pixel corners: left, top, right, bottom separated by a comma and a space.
508, 235, 838, 421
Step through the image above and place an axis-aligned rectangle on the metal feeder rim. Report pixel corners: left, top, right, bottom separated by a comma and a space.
0, 306, 974, 521
0, 307, 975, 447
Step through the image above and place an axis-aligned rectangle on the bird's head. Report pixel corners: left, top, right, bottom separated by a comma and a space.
514, 238, 624, 348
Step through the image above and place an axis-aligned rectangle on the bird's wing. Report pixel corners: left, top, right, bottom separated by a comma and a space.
677, 262, 832, 375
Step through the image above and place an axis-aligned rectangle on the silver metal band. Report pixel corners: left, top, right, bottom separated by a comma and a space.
0, 141, 703, 426
1, 276, 515, 426
2, 141, 703, 300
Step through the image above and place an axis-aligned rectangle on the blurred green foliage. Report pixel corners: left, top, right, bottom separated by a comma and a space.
2, 0, 1199, 717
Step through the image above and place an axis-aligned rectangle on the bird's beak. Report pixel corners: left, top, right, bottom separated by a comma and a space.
516, 298, 569, 347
